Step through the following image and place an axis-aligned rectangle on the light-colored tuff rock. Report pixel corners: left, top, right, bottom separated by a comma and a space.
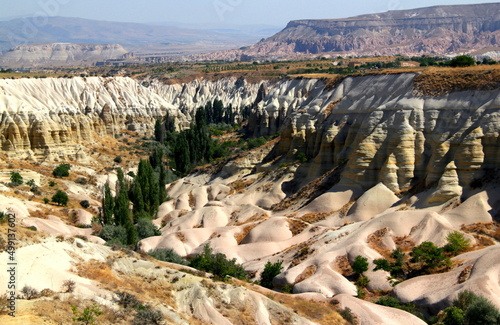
0, 76, 263, 160
0, 43, 129, 67
250, 74, 500, 193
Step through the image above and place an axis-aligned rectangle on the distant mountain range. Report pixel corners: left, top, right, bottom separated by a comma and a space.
198, 3, 500, 60
2, 3, 500, 67
0, 16, 279, 55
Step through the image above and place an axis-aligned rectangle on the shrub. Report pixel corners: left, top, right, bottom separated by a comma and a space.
71, 303, 102, 325
464, 296, 500, 325
376, 296, 424, 320
132, 308, 163, 325
449, 55, 475, 67
373, 259, 391, 272
352, 256, 369, 275
114, 291, 142, 309
148, 248, 187, 265
62, 280, 76, 293
0, 211, 6, 224
339, 307, 356, 324
189, 244, 247, 280
453, 290, 479, 310
10, 172, 23, 186
114, 156, 123, 163
136, 218, 161, 240
26, 179, 36, 187
75, 177, 88, 185
21, 285, 39, 300
441, 306, 465, 325
100, 225, 128, 245
43, 197, 50, 204
52, 163, 71, 177
411, 241, 450, 272
356, 276, 370, 288
260, 260, 283, 289
49, 181, 57, 187
52, 190, 69, 206
80, 200, 90, 209
444, 231, 471, 255
247, 137, 266, 149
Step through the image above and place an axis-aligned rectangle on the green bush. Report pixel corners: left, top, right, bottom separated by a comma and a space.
356, 276, 370, 288
376, 296, 424, 320
444, 231, 471, 255
449, 55, 475, 67
373, 259, 391, 272
148, 248, 187, 265
189, 244, 247, 280
441, 306, 465, 325
453, 290, 479, 310
10, 172, 23, 186
100, 225, 128, 245
464, 297, 500, 325
135, 218, 161, 240
80, 200, 90, 209
247, 137, 266, 149
352, 256, 369, 275
411, 241, 450, 272
52, 163, 71, 177
260, 260, 283, 289
339, 307, 356, 324
51, 190, 69, 206
71, 303, 102, 325
49, 181, 57, 187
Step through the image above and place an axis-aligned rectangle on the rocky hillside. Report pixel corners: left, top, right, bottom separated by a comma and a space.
233, 3, 500, 59
0, 43, 129, 68
0, 71, 500, 323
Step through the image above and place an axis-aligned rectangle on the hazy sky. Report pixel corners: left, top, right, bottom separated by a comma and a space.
1, 0, 499, 27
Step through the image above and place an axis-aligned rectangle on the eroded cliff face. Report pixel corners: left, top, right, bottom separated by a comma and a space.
249, 74, 500, 196
1, 74, 499, 194
237, 3, 500, 58
0, 76, 263, 160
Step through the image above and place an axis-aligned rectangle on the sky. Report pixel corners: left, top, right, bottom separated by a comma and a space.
1, 0, 499, 28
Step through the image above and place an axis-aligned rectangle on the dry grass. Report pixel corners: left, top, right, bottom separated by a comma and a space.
234, 224, 257, 244
461, 222, 499, 249
300, 211, 334, 224
294, 265, 317, 284
233, 279, 346, 325
413, 66, 500, 96
332, 255, 353, 277
288, 219, 309, 236
228, 178, 257, 194
367, 228, 393, 258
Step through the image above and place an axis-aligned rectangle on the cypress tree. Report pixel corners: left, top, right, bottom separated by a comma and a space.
131, 182, 144, 220
154, 118, 165, 143
102, 183, 114, 225
114, 188, 131, 226
158, 163, 167, 204
173, 133, 190, 174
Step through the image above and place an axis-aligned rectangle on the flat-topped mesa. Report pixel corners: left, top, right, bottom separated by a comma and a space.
245, 3, 500, 57
248, 73, 500, 195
